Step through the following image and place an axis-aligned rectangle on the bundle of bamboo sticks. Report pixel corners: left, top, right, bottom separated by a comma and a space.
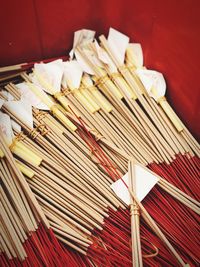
0, 27, 199, 267
0, 129, 74, 267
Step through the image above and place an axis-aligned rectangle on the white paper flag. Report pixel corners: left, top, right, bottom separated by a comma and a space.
34, 60, 63, 94
108, 28, 129, 65
4, 99, 33, 129
74, 49, 95, 75
62, 60, 83, 89
16, 82, 49, 110
70, 29, 95, 59
111, 164, 159, 205
94, 40, 117, 73
136, 69, 166, 100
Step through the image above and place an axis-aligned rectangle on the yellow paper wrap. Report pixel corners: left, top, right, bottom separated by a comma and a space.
10, 140, 42, 166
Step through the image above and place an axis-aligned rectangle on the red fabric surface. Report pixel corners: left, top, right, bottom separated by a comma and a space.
0, 0, 199, 140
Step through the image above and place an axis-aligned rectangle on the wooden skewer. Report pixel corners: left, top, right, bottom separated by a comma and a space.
40, 161, 111, 210
44, 207, 91, 242
5, 83, 21, 100
67, 88, 141, 160
129, 160, 143, 267
101, 144, 128, 173
98, 110, 149, 165
49, 221, 92, 245
11, 85, 198, 216
20, 137, 112, 209
99, 109, 153, 163
19, 144, 110, 216
22, 132, 123, 208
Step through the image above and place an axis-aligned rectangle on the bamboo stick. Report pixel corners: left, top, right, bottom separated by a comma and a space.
129, 160, 143, 267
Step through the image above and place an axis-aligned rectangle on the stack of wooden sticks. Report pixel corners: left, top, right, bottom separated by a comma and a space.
0, 28, 199, 267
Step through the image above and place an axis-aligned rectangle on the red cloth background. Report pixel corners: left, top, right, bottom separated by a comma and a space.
0, 0, 199, 140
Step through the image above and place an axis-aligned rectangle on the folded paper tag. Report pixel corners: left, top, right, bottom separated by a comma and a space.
70, 29, 95, 59
16, 82, 49, 110
62, 60, 83, 89
94, 40, 117, 73
75, 49, 95, 75
75, 46, 105, 76
111, 164, 159, 205
108, 28, 129, 65
4, 99, 33, 129
34, 60, 63, 94
136, 69, 166, 100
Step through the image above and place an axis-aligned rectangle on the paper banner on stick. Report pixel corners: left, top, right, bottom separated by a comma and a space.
4, 99, 33, 129
33, 60, 63, 94
94, 40, 117, 73
16, 82, 49, 110
46, 59, 64, 92
32, 59, 63, 95
75, 49, 95, 75
111, 164, 160, 205
136, 69, 166, 101
70, 29, 95, 59
108, 28, 129, 65
75, 50, 94, 75
0, 112, 14, 146
62, 60, 83, 89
